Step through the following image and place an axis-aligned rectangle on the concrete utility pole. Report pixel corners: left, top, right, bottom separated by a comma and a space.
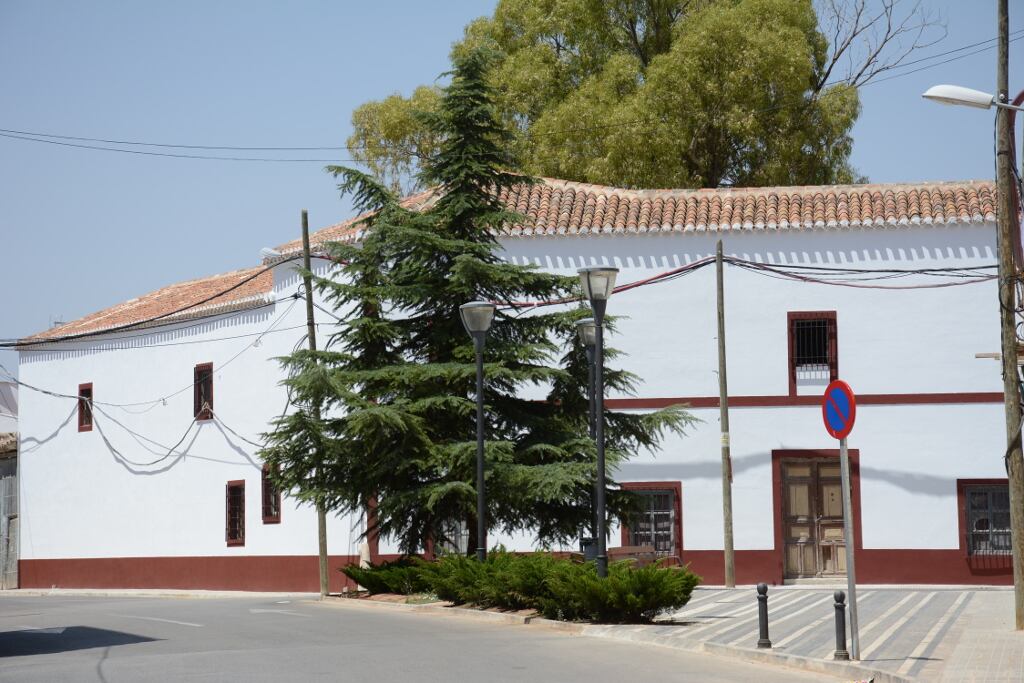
301, 210, 330, 599
996, 0, 1024, 631
716, 241, 736, 588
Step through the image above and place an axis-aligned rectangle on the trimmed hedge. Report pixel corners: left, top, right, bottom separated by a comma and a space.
342, 557, 430, 595
343, 550, 700, 623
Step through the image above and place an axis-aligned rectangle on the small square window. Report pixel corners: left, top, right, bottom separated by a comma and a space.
78, 383, 93, 432
226, 480, 245, 546
262, 464, 281, 524
194, 363, 213, 421
788, 312, 837, 395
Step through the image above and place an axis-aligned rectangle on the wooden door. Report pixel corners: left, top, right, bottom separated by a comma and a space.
782, 459, 846, 579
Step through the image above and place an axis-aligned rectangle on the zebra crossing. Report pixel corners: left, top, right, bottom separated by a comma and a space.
650, 586, 979, 679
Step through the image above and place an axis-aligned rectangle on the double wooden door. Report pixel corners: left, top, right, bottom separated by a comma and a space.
782, 459, 847, 579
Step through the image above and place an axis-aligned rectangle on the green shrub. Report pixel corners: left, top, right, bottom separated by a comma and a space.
346, 550, 700, 623
341, 557, 430, 595
540, 560, 700, 623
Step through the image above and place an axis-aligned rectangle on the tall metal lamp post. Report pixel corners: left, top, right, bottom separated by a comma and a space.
923, 80, 1024, 630
576, 317, 598, 542
460, 300, 496, 562
577, 267, 619, 578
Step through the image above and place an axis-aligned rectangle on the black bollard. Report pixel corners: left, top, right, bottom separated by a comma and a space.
756, 583, 772, 648
833, 590, 849, 660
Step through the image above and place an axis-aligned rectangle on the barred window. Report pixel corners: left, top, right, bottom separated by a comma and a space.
624, 487, 679, 557
788, 312, 837, 394
262, 465, 281, 524
226, 480, 245, 546
966, 485, 1011, 556
194, 363, 213, 420
78, 383, 93, 432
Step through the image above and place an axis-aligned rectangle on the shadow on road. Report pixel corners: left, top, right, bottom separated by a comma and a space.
0, 626, 158, 657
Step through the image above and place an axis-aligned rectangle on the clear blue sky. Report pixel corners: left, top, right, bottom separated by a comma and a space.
1, 1, 1022, 376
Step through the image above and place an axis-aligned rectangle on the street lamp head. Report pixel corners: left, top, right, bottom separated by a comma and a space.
575, 317, 597, 348
460, 300, 496, 337
577, 266, 619, 303
922, 84, 995, 110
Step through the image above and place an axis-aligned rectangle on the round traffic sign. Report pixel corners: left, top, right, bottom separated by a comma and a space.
822, 380, 856, 440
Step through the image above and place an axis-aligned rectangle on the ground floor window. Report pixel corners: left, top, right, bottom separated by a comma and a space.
226, 480, 245, 546
262, 465, 281, 524
964, 482, 1011, 556
620, 482, 681, 558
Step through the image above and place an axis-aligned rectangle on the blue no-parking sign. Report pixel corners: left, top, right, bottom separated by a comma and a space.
822, 379, 856, 440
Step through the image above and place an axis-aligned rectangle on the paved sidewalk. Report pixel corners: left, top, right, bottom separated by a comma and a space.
648, 585, 1021, 682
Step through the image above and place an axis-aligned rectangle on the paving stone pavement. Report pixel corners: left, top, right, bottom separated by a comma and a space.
659, 586, 1021, 681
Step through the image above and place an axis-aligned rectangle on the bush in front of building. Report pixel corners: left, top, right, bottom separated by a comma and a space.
537, 559, 700, 623
345, 550, 700, 623
342, 557, 430, 595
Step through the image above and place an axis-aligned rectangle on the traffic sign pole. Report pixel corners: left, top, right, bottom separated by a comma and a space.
839, 436, 860, 660
823, 379, 860, 660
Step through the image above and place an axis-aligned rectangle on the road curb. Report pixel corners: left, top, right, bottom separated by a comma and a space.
701, 642, 913, 683
0, 589, 318, 600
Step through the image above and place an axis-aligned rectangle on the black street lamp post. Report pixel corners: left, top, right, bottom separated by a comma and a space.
577, 267, 619, 578
575, 317, 598, 541
460, 300, 496, 562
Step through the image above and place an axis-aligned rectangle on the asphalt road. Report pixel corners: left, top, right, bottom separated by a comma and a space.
0, 595, 837, 682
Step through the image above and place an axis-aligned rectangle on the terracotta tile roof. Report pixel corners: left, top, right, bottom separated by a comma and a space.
26, 267, 273, 341
493, 178, 996, 236
24, 178, 996, 343
277, 178, 995, 251
274, 187, 438, 255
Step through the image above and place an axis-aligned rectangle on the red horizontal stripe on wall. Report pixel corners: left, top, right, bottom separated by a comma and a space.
606, 392, 1004, 409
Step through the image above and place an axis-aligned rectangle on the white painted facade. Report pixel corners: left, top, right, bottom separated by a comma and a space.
16, 208, 1009, 587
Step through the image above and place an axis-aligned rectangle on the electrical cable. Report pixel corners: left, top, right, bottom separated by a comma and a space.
93, 408, 198, 468
3, 30, 1020, 160
0, 296, 301, 411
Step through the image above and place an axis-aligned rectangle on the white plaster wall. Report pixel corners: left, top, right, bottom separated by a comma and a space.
18, 258, 368, 560
18, 222, 1005, 560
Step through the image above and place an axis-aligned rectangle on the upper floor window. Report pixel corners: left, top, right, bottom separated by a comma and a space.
194, 363, 213, 421
77, 383, 93, 432
226, 480, 245, 546
966, 484, 1011, 556
788, 312, 837, 396
262, 464, 281, 524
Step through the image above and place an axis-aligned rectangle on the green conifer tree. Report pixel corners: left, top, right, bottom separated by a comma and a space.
261, 48, 693, 555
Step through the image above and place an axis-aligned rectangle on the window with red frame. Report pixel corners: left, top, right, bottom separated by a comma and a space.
226, 480, 245, 546
77, 383, 93, 432
194, 363, 213, 420
262, 464, 281, 524
788, 311, 837, 395
619, 482, 682, 558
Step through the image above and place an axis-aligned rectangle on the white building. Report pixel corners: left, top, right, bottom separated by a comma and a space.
16, 178, 1013, 590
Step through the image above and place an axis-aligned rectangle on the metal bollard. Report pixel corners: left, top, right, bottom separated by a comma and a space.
756, 583, 772, 648
833, 590, 849, 660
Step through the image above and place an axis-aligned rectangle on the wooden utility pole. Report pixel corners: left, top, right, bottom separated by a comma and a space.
996, 0, 1024, 630
301, 210, 330, 599
716, 240, 736, 588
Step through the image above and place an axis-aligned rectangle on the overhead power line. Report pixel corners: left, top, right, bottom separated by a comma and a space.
1, 31, 1020, 162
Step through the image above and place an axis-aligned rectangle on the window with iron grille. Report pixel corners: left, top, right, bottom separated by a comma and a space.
77, 383, 93, 432
262, 465, 281, 524
966, 485, 1011, 555
226, 480, 245, 546
788, 312, 837, 394
623, 488, 678, 557
194, 363, 213, 420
